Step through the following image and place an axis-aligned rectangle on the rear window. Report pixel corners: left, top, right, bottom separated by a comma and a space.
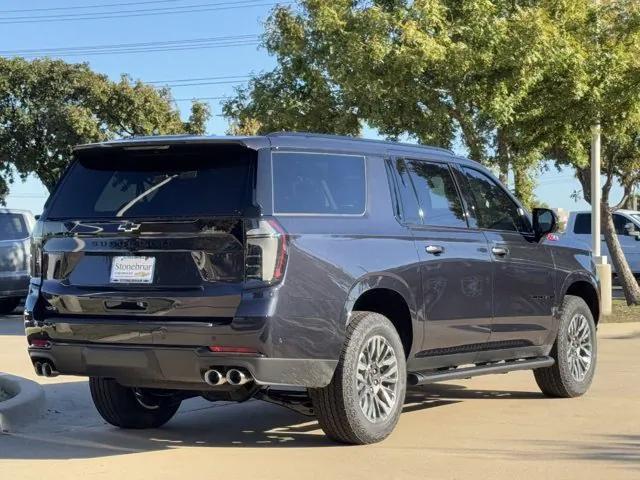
0, 213, 28, 240
47, 144, 256, 219
272, 152, 366, 215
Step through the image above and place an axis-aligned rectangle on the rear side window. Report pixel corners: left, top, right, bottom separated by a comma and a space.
47, 144, 256, 219
388, 159, 467, 228
0, 213, 28, 240
405, 160, 467, 228
272, 152, 366, 214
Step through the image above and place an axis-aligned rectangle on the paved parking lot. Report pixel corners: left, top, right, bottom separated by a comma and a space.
1, 313, 639, 479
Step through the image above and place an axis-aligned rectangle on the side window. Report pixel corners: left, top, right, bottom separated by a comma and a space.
573, 213, 591, 234
613, 214, 630, 235
462, 167, 531, 233
272, 152, 366, 214
405, 160, 467, 228
388, 159, 422, 224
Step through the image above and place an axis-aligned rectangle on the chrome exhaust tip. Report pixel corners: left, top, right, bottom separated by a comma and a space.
203, 369, 226, 386
226, 368, 251, 386
41, 361, 59, 378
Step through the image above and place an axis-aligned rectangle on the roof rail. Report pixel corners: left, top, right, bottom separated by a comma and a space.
265, 132, 454, 155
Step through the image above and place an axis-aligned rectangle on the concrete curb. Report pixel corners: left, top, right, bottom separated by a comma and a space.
0, 372, 45, 432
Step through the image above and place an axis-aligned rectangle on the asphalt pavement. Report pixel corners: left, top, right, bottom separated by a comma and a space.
1, 313, 639, 479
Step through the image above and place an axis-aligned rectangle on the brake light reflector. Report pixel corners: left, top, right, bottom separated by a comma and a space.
208, 346, 259, 354
244, 219, 288, 284
29, 339, 51, 349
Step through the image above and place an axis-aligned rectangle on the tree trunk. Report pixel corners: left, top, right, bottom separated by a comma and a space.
514, 166, 535, 210
498, 162, 509, 185
601, 201, 640, 305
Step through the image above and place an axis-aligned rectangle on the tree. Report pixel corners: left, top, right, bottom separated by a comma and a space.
224, 0, 562, 208
225, 0, 640, 304
518, 0, 640, 304
0, 57, 210, 197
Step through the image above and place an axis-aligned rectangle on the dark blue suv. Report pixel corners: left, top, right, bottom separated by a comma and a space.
25, 133, 599, 444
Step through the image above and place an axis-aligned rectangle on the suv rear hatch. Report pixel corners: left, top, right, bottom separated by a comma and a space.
35, 142, 258, 323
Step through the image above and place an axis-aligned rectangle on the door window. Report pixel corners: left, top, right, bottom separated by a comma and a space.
574, 213, 634, 236
461, 167, 532, 233
613, 214, 630, 235
388, 159, 467, 228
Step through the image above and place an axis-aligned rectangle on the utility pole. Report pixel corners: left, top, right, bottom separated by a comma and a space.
591, 0, 612, 316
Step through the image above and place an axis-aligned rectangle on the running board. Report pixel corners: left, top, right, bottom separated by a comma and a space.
407, 356, 554, 386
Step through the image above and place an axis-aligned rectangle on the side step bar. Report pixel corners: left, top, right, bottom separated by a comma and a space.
407, 356, 554, 386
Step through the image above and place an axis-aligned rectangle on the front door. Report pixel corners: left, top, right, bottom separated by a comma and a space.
457, 166, 556, 354
387, 158, 493, 367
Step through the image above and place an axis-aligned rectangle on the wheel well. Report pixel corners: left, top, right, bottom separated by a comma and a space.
566, 281, 600, 324
352, 288, 413, 357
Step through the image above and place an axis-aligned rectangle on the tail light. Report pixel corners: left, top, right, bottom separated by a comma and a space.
244, 219, 288, 285
30, 221, 44, 278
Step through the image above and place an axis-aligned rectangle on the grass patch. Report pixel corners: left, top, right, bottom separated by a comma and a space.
601, 300, 640, 323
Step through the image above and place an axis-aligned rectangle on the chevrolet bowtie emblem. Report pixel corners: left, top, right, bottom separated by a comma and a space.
117, 222, 142, 233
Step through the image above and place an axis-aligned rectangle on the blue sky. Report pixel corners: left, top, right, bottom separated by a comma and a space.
0, 0, 623, 215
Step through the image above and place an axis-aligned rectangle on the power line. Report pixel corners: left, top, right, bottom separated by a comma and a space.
157, 79, 250, 87
0, 0, 267, 19
0, 0, 185, 14
147, 74, 251, 84
4, 39, 261, 59
0, 34, 258, 55
0, 1, 290, 24
173, 96, 231, 101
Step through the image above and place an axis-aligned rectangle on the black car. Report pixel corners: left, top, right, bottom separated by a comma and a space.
25, 133, 599, 444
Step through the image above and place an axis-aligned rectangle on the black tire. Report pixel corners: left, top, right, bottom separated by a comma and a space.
534, 295, 597, 398
0, 297, 21, 315
89, 377, 181, 429
309, 311, 407, 445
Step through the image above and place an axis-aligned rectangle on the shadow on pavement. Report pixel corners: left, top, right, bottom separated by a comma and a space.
0, 380, 546, 459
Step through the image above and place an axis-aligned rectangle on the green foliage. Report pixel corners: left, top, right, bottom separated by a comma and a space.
224, 1, 568, 208
0, 57, 210, 198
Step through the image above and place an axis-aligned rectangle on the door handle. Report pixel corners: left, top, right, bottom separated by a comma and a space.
425, 245, 445, 255
491, 246, 509, 257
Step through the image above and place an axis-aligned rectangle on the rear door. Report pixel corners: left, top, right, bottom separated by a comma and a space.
456, 166, 556, 352
388, 158, 492, 366
37, 143, 256, 325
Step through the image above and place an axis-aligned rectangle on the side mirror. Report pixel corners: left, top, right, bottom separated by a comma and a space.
533, 208, 558, 242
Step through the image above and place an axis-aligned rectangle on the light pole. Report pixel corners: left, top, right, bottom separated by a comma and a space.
590, 0, 611, 316
590, 123, 602, 258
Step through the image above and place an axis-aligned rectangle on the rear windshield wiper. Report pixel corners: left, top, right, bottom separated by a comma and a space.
116, 174, 178, 217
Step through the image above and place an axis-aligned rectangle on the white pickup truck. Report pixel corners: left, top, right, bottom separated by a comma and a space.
563, 209, 640, 281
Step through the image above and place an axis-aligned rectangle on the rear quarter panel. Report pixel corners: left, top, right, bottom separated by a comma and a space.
272, 154, 422, 360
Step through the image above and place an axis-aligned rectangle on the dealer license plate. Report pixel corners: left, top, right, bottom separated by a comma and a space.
110, 256, 156, 284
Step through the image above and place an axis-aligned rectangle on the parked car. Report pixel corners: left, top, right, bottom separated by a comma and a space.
25, 134, 600, 444
0, 209, 34, 314
563, 210, 640, 282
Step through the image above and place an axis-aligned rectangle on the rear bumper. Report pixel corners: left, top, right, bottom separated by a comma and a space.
28, 343, 337, 389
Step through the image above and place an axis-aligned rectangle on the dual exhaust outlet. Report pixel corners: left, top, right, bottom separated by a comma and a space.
34, 360, 59, 378
204, 368, 252, 387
